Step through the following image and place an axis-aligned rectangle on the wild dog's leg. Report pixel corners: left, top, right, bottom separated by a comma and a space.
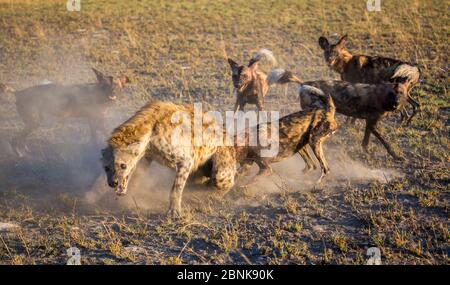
369, 124, 403, 160
211, 153, 236, 192
298, 146, 316, 172
237, 160, 253, 178
256, 98, 264, 111
242, 158, 272, 186
168, 160, 193, 218
400, 108, 410, 124
405, 94, 420, 126
310, 138, 330, 184
88, 118, 108, 148
362, 119, 372, 153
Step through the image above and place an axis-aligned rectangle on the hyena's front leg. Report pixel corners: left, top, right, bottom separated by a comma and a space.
298, 146, 317, 173
168, 160, 193, 218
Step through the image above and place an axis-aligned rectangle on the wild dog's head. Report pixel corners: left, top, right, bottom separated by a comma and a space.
382, 78, 410, 112
318, 35, 349, 68
92, 68, 130, 100
227, 58, 252, 91
101, 142, 144, 196
0, 83, 14, 94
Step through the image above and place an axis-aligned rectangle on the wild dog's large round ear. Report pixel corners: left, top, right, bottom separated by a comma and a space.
318, 36, 329, 50
227, 58, 239, 70
92, 68, 105, 82
336, 34, 348, 48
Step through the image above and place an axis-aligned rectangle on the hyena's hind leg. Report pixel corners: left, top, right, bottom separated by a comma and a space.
298, 146, 316, 173
211, 148, 236, 192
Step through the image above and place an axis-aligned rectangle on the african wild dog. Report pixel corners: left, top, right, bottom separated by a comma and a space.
236, 93, 337, 184
227, 49, 303, 111
6, 68, 129, 157
318, 35, 421, 124
102, 101, 236, 217
299, 79, 410, 160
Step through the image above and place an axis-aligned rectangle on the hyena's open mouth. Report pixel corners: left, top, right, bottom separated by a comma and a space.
115, 175, 129, 196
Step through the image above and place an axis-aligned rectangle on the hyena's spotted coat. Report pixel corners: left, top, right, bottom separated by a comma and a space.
102, 101, 236, 217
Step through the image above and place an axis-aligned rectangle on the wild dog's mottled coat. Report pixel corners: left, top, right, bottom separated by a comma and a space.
227, 49, 302, 111
5, 69, 129, 156
237, 94, 337, 183
299, 79, 410, 159
318, 35, 421, 124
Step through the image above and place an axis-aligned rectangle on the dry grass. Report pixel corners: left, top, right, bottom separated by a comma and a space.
0, 0, 448, 264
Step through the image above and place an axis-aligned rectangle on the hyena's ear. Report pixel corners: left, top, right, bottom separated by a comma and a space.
318, 36, 329, 50
227, 58, 240, 72
336, 34, 348, 49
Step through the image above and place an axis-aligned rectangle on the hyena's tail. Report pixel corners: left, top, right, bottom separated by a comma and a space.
391, 64, 421, 86
267, 69, 303, 86
248, 48, 277, 68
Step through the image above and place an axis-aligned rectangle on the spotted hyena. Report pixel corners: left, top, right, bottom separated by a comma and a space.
318, 34, 421, 124
5, 68, 129, 156
102, 101, 236, 217
227, 49, 303, 111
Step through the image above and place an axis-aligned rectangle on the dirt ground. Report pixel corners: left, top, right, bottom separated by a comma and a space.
0, 0, 448, 264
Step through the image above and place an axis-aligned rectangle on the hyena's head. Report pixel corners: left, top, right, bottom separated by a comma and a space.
92, 68, 130, 101
101, 143, 143, 196
227, 58, 252, 91
318, 35, 348, 67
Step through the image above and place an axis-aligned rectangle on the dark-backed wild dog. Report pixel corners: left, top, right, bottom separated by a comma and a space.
7, 68, 129, 156
102, 101, 236, 217
227, 49, 303, 111
237, 94, 337, 184
318, 35, 421, 124
299, 79, 410, 160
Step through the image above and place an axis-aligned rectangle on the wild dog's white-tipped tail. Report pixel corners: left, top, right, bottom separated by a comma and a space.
298, 85, 325, 97
298, 85, 327, 111
267, 68, 287, 86
267, 69, 303, 86
248, 48, 277, 67
391, 64, 421, 85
